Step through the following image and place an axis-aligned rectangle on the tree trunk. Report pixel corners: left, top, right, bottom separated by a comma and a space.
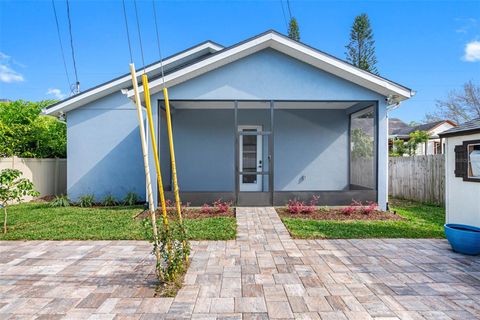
3, 206, 7, 234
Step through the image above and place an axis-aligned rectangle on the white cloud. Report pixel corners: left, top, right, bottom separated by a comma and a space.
46, 88, 66, 100
463, 41, 480, 62
0, 52, 24, 83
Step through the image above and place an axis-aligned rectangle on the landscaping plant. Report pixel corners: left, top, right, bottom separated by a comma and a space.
341, 200, 378, 215
200, 203, 214, 214
123, 192, 139, 206
79, 194, 95, 207
0, 169, 39, 234
213, 199, 232, 213
142, 214, 190, 288
287, 195, 319, 214
50, 194, 70, 207
102, 194, 118, 206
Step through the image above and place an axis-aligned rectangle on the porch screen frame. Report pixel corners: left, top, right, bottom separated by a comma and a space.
158, 99, 379, 206
347, 102, 379, 195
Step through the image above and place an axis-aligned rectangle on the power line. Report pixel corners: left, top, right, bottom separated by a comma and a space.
65, 0, 79, 93
279, 0, 288, 31
133, 0, 146, 71
151, 0, 165, 88
286, 0, 292, 20
51, 0, 71, 93
121, 0, 133, 63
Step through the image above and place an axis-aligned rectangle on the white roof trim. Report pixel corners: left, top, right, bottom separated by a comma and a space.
128, 32, 413, 101
44, 41, 223, 115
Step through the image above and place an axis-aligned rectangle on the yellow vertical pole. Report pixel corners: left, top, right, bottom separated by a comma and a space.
142, 74, 170, 233
129, 64, 161, 269
163, 87, 188, 263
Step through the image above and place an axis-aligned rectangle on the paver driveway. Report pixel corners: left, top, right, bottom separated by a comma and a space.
1, 207, 480, 319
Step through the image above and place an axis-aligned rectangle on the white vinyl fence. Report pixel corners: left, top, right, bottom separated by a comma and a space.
389, 155, 445, 205
0, 157, 67, 200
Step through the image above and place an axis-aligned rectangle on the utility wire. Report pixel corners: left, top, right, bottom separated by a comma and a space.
279, 0, 288, 31
152, 0, 166, 88
286, 0, 292, 20
122, 0, 133, 62
51, 0, 71, 94
133, 0, 146, 72
65, 0, 79, 93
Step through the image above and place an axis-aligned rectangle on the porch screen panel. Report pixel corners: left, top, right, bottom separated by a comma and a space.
350, 106, 376, 190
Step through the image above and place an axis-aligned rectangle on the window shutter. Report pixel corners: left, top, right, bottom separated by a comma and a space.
454, 145, 468, 178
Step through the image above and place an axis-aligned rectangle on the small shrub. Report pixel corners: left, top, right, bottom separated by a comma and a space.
123, 192, 139, 206
341, 200, 378, 215
361, 201, 378, 215
102, 194, 118, 206
213, 199, 232, 213
341, 205, 356, 215
287, 195, 319, 214
79, 194, 95, 207
50, 194, 70, 207
200, 203, 214, 214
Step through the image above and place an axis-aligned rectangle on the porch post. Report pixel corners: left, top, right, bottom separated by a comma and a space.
234, 100, 239, 205
378, 101, 388, 210
270, 100, 275, 205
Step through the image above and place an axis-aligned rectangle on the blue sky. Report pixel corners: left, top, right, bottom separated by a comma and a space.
0, 0, 479, 122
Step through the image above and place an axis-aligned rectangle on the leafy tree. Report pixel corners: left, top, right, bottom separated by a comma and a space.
351, 128, 374, 159
0, 169, 39, 234
288, 17, 300, 41
425, 81, 480, 124
345, 13, 378, 74
390, 130, 429, 156
0, 100, 66, 158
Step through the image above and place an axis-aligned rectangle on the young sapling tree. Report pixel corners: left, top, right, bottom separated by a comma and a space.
0, 169, 39, 234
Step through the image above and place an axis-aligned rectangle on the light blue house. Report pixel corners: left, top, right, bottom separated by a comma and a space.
45, 30, 414, 210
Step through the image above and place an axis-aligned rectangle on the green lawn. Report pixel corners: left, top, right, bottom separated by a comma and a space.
0, 202, 236, 241
281, 199, 445, 239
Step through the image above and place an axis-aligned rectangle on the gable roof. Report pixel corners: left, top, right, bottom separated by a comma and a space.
45, 30, 414, 116
439, 118, 480, 137
44, 40, 223, 115
128, 30, 414, 101
390, 120, 456, 138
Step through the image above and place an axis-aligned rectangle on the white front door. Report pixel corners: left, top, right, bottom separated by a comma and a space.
239, 126, 263, 192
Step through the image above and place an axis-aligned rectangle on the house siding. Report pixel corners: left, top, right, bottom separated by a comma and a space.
67, 93, 145, 202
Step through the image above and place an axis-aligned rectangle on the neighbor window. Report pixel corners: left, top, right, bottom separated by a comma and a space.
454, 139, 480, 182
468, 143, 480, 179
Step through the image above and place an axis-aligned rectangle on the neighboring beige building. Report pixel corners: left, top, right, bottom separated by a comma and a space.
389, 120, 457, 155
440, 118, 480, 227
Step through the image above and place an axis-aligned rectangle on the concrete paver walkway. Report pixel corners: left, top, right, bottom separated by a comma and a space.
1, 207, 480, 319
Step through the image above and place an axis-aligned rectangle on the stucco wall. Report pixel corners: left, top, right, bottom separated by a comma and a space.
275, 109, 349, 191
67, 92, 148, 202
445, 133, 480, 227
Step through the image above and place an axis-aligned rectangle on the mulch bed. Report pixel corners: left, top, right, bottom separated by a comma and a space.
135, 208, 235, 220
276, 208, 403, 221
